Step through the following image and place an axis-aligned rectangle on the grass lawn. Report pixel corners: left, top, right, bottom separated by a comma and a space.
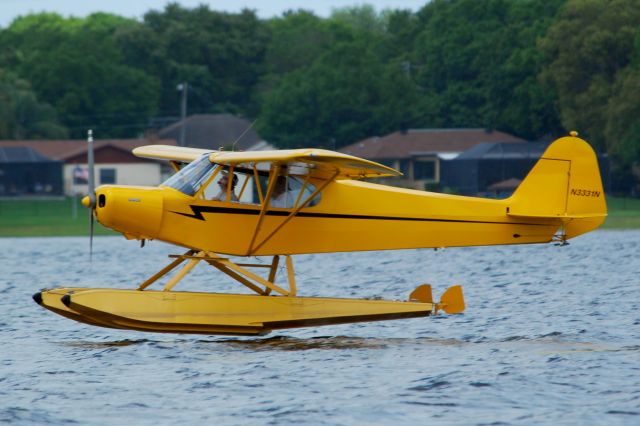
0, 197, 115, 237
0, 195, 638, 237
602, 196, 640, 229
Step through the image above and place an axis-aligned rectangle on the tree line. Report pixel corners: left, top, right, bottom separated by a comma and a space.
0, 0, 639, 192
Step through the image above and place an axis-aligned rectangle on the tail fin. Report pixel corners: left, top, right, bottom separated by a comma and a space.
508, 133, 607, 239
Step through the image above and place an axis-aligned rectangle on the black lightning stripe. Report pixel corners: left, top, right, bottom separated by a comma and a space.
171, 205, 551, 227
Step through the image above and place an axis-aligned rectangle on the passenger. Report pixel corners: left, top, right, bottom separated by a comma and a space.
270, 176, 290, 208
212, 172, 238, 202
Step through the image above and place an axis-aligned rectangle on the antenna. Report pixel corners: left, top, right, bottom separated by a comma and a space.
177, 83, 188, 147
231, 119, 258, 151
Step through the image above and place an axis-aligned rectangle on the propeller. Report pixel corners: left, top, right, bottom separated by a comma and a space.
84, 129, 96, 260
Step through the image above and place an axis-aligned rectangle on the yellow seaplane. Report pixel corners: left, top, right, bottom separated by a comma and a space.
34, 131, 607, 336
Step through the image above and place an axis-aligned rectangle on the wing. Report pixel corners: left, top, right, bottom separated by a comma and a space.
133, 145, 214, 163
209, 148, 401, 179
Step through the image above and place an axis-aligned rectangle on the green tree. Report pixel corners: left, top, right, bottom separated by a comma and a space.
603, 46, 640, 191
0, 13, 159, 138
262, 11, 335, 77
330, 4, 387, 34
0, 69, 68, 139
411, 0, 565, 138
384, 9, 423, 57
539, 0, 640, 150
259, 31, 419, 148
257, 10, 338, 104
118, 3, 269, 119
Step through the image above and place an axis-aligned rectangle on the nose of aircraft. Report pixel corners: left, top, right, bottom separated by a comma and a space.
81, 195, 91, 208
90, 186, 164, 239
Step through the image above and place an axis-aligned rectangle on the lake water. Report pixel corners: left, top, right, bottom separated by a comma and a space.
1, 231, 638, 425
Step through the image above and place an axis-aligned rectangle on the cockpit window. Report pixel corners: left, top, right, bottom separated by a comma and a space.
161, 155, 215, 196
162, 158, 322, 208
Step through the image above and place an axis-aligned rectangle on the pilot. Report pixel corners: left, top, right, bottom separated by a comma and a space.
212, 171, 238, 202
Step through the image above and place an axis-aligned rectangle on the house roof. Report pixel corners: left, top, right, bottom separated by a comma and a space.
158, 114, 263, 151
488, 178, 522, 191
339, 129, 525, 160
0, 146, 60, 163
0, 138, 177, 162
456, 141, 548, 160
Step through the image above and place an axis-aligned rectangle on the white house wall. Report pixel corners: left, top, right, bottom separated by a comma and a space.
64, 163, 162, 196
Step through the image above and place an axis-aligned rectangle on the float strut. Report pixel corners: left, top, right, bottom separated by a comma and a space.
163, 252, 204, 292
286, 255, 296, 297
264, 255, 280, 295
137, 250, 194, 290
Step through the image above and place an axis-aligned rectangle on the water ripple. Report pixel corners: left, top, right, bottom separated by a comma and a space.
1, 231, 638, 425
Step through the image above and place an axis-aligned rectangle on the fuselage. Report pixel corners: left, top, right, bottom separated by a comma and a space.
93, 178, 561, 256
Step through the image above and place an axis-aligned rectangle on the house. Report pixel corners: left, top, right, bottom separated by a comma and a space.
339, 129, 525, 188
157, 113, 274, 151
0, 146, 63, 196
441, 141, 610, 196
441, 141, 548, 195
0, 138, 176, 196
487, 178, 522, 197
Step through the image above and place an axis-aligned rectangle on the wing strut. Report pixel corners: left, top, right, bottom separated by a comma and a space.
246, 164, 282, 255
247, 167, 340, 256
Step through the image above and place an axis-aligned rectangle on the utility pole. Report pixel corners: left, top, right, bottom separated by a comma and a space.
177, 82, 188, 147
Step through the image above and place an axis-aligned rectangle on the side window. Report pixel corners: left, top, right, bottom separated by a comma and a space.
414, 158, 436, 181
269, 175, 320, 208
234, 173, 255, 203
100, 168, 116, 184
203, 169, 256, 204
195, 167, 323, 208
202, 173, 221, 200
288, 176, 321, 207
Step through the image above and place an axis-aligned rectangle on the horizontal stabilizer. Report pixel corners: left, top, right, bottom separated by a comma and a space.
438, 285, 465, 314
410, 284, 464, 314
409, 284, 433, 304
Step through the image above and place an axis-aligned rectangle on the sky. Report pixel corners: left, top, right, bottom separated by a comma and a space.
0, 0, 429, 27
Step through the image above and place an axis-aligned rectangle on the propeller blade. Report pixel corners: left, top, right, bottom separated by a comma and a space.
87, 129, 96, 260
89, 209, 94, 261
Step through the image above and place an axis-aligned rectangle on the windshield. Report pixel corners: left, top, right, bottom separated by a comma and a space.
162, 155, 215, 196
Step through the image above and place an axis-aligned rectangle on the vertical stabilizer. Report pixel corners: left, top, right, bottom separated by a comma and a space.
508, 133, 607, 239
